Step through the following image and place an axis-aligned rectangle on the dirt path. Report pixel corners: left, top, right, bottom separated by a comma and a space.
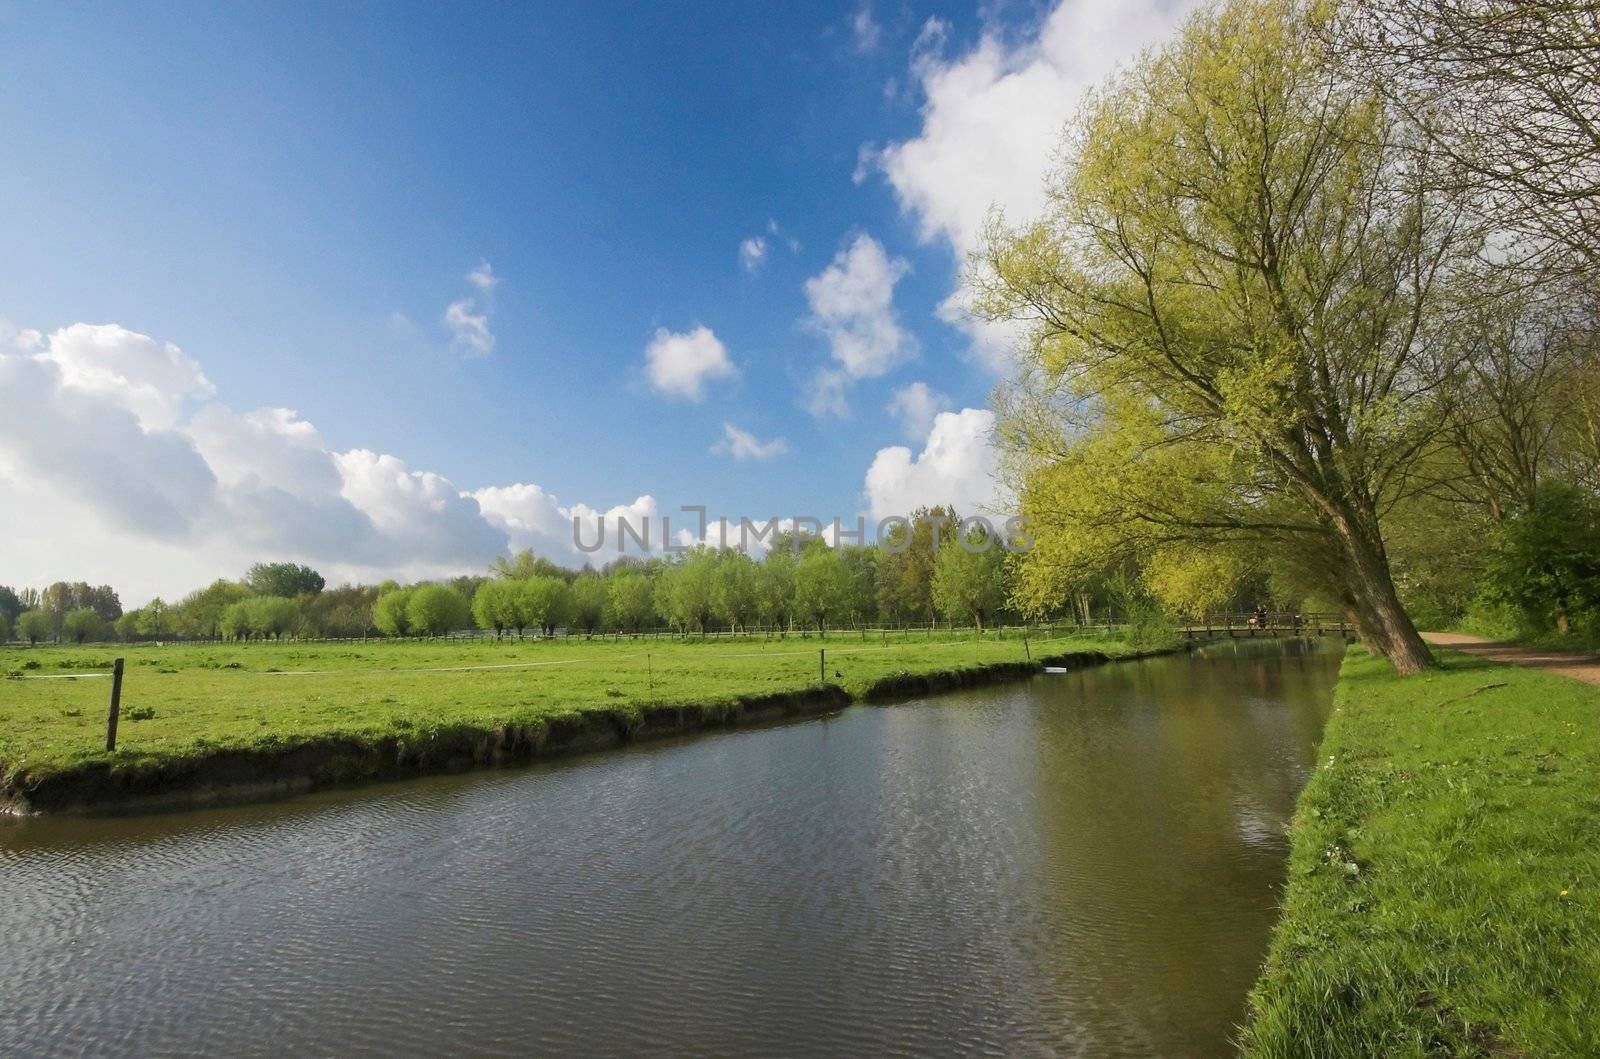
1422, 632, 1600, 687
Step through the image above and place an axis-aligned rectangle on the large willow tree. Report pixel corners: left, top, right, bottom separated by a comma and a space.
979, 0, 1480, 674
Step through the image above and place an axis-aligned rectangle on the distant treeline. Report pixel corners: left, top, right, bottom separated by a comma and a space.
2, 508, 1188, 644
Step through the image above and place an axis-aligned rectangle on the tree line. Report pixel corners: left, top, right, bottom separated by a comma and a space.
2, 511, 1114, 643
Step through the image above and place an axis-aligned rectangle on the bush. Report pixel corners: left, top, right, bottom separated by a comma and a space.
1477, 481, 1600, 637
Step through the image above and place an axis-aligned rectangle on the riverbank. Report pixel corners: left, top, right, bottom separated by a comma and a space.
1, 634, 1177, 815
1241, 647, 1600, 1057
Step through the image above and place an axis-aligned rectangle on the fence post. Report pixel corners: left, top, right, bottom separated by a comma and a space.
1024, 629, 1031, 662
820, 648, 826, 684
105, 657, 125, 752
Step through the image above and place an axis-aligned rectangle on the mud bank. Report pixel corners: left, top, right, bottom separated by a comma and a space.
3, 645, 1193, 816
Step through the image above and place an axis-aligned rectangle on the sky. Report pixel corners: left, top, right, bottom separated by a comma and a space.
0, 0, 1196, 604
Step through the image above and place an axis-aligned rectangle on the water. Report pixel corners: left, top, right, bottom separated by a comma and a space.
0, 640, 1339, 1058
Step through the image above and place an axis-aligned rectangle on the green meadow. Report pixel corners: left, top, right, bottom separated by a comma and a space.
0, 629, 1129, 785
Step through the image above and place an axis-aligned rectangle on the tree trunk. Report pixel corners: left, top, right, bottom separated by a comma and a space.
1332, 513, 1435, 675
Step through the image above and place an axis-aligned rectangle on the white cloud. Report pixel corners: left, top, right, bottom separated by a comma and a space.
467, 260, 501, 292
851, 3, 882, 53
739, 237, 768, 272
712, 422, 789, 462
39, 323, 214, 431
886, 381, 952, 441
443, 298, 494, 356
444, 261, 502, 355
0, 320, 686, 601
644, 324, 735, 401
870, 0, 1197, 366
863, 407, 1004, 521
804, 367, 852, 419
802, 233, 914, 415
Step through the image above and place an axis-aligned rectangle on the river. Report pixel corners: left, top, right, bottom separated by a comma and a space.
0, 639, 1339, 1057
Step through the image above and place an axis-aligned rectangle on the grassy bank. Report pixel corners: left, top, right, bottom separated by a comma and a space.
1, 629, 1142, 812
1242, 647, 1600, 1057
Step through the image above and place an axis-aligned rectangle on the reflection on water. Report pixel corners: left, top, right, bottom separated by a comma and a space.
0, 639, 1339, 1058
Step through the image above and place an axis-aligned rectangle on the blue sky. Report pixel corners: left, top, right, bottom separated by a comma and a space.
0, 0, 1193, 600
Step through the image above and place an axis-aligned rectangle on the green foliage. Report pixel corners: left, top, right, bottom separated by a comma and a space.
0, 585, 24, 625
568, 576, 608, 634
606, 573, 657, 633
173, 580, 251, 639
244, 562, 325, 598
1478, 482, 1600, 636
405, 585, 470, 636
712, 551, 759, 631
60, 608, 106, 644
793, 542, 850, 635
930, 523, 1006, 631
657, 549, 719, 632
17, 610, 53, 644
372, 588, 415, 637
981, 0, 1468, 671
1243, 648, 1600, 1056
875, 506, 954, 621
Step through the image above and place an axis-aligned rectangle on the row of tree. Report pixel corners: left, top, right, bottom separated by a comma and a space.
981, 0, 1600, 673
1, 516, 1051, 643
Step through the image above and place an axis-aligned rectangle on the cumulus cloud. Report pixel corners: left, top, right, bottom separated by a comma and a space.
739, 237, 768, 272
644, 324, 736, 400
802, 234, 913, 415
863, 408, 1005, 521
712, 422, 789, 462
886, 381, 952, 441
0, 320, 678, 601
869, 0, 1197, 366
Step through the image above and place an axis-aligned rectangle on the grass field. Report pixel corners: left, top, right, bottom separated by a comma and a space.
1, 628, 1132, 791
1241, 647, 1600, 1058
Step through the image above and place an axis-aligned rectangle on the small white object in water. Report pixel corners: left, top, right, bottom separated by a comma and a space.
1043, 666, 1069, 674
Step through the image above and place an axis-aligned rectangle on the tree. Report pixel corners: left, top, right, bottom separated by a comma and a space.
219, 601, 253, 640
373, 588, 415, 637
658, 549, 719, 633
793, 542, 850, 636
246, 596, 300, 640
607, 572, 657, 634
114, 611, 142, 642
135, 598, 169, 639
837, 545, 879, 626
0, 612, 9, 644
517, 576, 572, 636
1478, 481, 1600, 635
492, 549, 570, 582
930, 524, 1007, 631
174, 580, 250, 639
756, 547, 797, 630
16, 610, 51, 645
1338, 0, 1600, 267
61, 607, 106, 644
712, 551, 760, 631
979, 0, 1478, 673
0, 585, 21, 625
472, 579, 514, 637
245, 562, 325, 598
406, 585, 470, 636
568, 576, 608, 635
875, 506, 955, 622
